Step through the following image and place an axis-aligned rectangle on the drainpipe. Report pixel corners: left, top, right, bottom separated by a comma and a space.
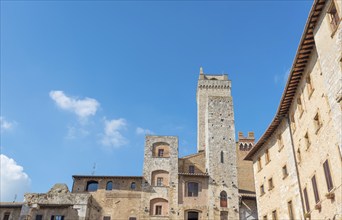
286, 114, 306, 219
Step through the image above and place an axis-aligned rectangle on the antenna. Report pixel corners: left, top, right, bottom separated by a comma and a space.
91, 163, 96, 175
13, 194, 17, 203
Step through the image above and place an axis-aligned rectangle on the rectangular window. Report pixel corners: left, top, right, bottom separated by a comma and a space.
323, 160, 334, 192
272, 210, 277, 220
277, 134, 284, 151
288, 200, 294, 220
282, 165, 288, 179
188, 182, 199, 197
189, 165, 195, 173
263, 215, 268, 220
268, 178, 274, 190
304, 133, 311, 149
290, 114, 296, 132
297, 148, 301, 163
157, 177, 163, 186
306, 75, 314, 98
265, 149, 270, 164
3, 213, 10, 220
155, 205, 162, 215
303, 187, 310, 212
258, 157, 262, 171
328, 1, 340, 32
36, 215, 43, 220
297, 97, 304, 116
311, 175, 320, 204
314, 112, 322, 133
260, 184, 265, 196
103, 217, 111, 220
158, 149, 164, 157
129, 218, 137, 220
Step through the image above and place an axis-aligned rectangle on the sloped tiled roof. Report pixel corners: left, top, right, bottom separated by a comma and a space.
245, 0, 326, 161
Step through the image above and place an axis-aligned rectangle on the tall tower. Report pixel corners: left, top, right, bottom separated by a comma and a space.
197, 68, 239, 219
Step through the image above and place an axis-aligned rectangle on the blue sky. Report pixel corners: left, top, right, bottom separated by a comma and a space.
1, 0, 312, 202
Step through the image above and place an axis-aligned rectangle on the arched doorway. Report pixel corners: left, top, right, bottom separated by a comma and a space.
187, 211, 199, 220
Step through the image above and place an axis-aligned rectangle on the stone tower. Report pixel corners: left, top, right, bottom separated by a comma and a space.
141, 136, 179, 219
197, 68, 239, 219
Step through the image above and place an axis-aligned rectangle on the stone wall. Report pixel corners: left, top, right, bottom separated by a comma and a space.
289, 14, 342, 218
252, 120, 303, 220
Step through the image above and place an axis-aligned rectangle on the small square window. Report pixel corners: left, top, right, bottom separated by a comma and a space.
260, 184, 265, 196
304, 133, 311, 149
313, 112, 322, 133
265, 149, 270, 164
130, 182, 136, 190
277, 134, 284, 151
189, 165, 195, 173
157, 177, 163, 186
282, 165, 288, 179
268, 178, 274, 190
158, 149, 164, 157
257, 157, 262, 171
297, 97, 304, 116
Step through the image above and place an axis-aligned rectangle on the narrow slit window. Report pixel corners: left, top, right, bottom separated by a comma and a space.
311, 175, 320, 204
323, 160, 334, 192
303, 187, 310, 212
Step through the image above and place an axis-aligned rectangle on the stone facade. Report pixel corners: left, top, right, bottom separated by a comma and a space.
245, 0, 342, 220
0, 71, 258, 220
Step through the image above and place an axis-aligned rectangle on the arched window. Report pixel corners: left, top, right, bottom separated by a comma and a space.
187, 182, 199, 197
249, 143, 253, 150
106, 181, 113, 190
244, 143, 248, 150
220, 151, 224, 163
130, 182, 136, 190
220, 191, 227, 207
239, 143, 244, 150
86, 181, 98, 192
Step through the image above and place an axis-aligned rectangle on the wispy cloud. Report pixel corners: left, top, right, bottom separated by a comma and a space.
100, 118, 128, 148
49, 91, 100, 120
0, 154, 31, 202
136, 127, 154, 135
0, 117, 16, 132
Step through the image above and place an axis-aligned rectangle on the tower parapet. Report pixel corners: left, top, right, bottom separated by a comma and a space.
197, 68, 232, 152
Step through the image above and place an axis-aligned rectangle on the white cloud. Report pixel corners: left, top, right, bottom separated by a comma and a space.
0, 117, 15, 132
136, 127, 154, 135
49, 91, 100, 119
0, 154, 31, 202
100, 118, 128, 148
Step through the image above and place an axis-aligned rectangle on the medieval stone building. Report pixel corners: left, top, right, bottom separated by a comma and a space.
245, 0, 342, 219
0, 71, 258, 220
